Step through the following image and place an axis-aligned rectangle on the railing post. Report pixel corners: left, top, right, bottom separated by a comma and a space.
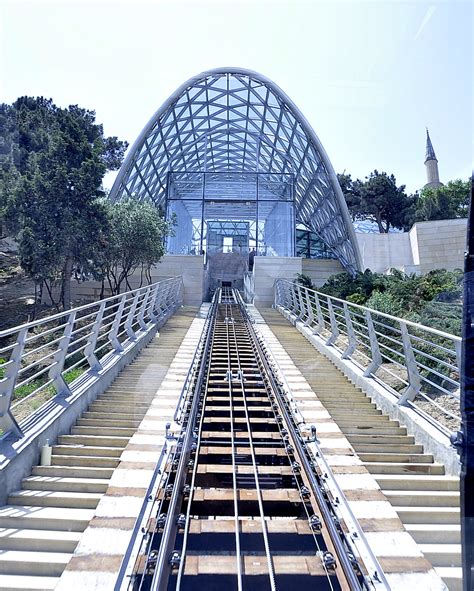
398, 321, 422, 405
306, 290, 315, 327
326, 298, 339, 345
147, 283, 161, 323
341, 302, 357, 359
363, 310, 382, 376
137, 287, 151, 331
125, 291, 140, 340
84, 301, 106, 372
314, 293, 325, 334
49, 311, 76, 396
108, 294, 127, 352
0, 327, 28, 439
296, 285, 306, 321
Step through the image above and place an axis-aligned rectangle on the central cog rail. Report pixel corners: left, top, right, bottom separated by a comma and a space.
116, 288, 390, 591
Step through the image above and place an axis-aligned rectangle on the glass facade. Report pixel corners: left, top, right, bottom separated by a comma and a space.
295, 229, 337, 259
166, 172, 294, 257
109, 69, 361, 274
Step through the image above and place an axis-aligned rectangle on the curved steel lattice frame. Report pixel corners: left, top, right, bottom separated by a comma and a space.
110, 67, 362, 273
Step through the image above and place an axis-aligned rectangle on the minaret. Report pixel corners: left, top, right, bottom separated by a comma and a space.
424, 128, 442, 188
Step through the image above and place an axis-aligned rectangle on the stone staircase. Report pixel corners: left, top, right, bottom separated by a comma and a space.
261, 308, 461, 591
0, 308, 196, 591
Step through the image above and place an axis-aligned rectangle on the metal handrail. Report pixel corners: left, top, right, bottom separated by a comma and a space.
0, 277, 184, 440
274, 279, 461, 435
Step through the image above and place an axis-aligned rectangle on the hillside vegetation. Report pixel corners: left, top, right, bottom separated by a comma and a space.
315, 268, 462, 335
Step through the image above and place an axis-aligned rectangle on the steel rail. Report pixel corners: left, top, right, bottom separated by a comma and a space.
237, 292, 379, 591
149, 292, 219, 591
228, 295, 276, 591
174, 297, 225, 590
225, 299, 244, 591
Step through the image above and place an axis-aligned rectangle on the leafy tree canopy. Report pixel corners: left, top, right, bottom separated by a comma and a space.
0, 96, 128, 308
338, 170, 415, 233
415, 179, 470, 222
98, 198, 174, 295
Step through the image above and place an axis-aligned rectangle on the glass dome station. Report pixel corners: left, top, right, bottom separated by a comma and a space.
109, 68, 362, 275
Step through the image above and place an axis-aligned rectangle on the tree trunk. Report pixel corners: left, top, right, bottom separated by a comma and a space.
62, 256, 73, 310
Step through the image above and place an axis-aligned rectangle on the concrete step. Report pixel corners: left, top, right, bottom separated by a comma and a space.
57, 435, 130, 448
365, 462, 445, 475
8, 490, 101, 510
419, 544, 461, 567
346, 434, 416, 445
0, 506, 94, 532
88, 402, 150, 412
394, 506, 460, 524
0, 528, 81, 552
343, 426, 407, 435
22, 476, 109, 494
0, 574, 59, 590
358, 452, 433, 463
322, 408, 382, 416
434, 567, 462, 591
0, 550, 71, 576
82, 411, 146, 421
76, 418, 142, 428
375, 475, 459, 491
384, 490, 460, 507
52, 445, 122, 458
405, 524, 461, 544
32, 465, 114, 479
352, 443, 424, 454
71, 426, 136, 437
51, 454, 120, 468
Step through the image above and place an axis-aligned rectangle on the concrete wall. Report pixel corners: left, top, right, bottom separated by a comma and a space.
355, 218, 467, 274
410, 219, 467, 273
69, 255, 204, 307
301, 258, 344, 286
254, 256, 302, 306
357, 232, 414, 272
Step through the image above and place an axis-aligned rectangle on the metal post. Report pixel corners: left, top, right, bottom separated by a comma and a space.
49, 311, 76, 396
460, 187, 474, 591
109, 294, 127, 352
398, 322, 422, 405
341, 302, 357, 359
306, 290, 315, 328
363, 310, 383, 377
147, 283, 161, 323
314, 293, 325, 334
137, 287, 151, 331
326, 298, 339, 346
84, 301, 106, 372
296, 285, 306, 321
124, 292, 140, 341
0, 327, 28, 439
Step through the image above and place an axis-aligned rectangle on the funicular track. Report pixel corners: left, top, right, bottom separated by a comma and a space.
120, 289, 389, 591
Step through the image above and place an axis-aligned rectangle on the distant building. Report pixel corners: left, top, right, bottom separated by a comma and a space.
424, 128, 443, 189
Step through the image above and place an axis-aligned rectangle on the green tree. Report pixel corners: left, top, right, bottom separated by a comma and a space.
357, 170, 415, 233
3, 96, 127, 309
415, 179, 470, 221
338, 170, 416, 232
337, 172, 361, 221
99, 199, 174, 295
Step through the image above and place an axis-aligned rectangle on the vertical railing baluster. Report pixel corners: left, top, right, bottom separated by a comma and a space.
326, 298, 339, 345
125, 291, 140, 340
109, 294, 127, 352
49, 310, 76, 396
0, 327, 28, 439
398, 322, 422, 405
84, 302, 106, 371
342, 302, 357, 359
363, 310, 382, 377
314, 293, 324, 334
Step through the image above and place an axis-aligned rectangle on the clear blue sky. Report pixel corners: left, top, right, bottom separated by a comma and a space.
1, 0, 472, 194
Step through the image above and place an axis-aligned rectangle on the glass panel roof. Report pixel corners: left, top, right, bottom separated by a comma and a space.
109, 68, 361, 273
